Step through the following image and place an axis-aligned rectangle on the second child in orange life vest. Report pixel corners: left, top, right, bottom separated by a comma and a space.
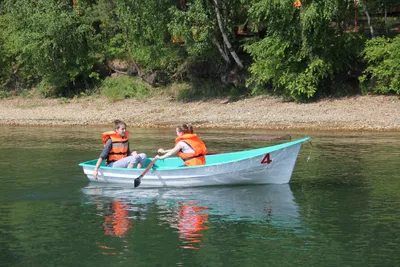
93, 120, 147, 179
156, 124, 207, 166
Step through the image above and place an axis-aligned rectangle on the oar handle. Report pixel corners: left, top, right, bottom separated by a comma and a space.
206, 151, 222, 155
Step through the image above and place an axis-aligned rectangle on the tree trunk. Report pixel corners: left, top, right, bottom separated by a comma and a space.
130, 56, 142, 77
364, 8, 375, 38
384, 7, 388, 34
353, 0, 358, 32
125, 27, 143, 77
212, 38, 231, 64
212, 0, 244, 69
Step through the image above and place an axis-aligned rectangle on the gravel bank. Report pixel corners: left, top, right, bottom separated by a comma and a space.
0, 95, 399, 131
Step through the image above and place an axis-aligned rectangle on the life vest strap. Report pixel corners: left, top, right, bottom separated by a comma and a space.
182, 154, 204, 161
109, 151, 128, 155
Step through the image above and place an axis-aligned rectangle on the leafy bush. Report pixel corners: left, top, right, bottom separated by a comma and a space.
2, 0, 104, 96
36, 80, 56, 98
245, 0, 364, 101
168, 0, 215, 59
360, 36, 400, 95
100, 76, 148, 102
0, 89, 12, 99
116, 0, 181, 73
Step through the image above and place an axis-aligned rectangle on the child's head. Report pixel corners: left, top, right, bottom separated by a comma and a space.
114, 119, 127, 130
176, 123, 193, 135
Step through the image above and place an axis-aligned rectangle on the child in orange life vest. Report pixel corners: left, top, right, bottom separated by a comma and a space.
93, 120, 147, 179
156, 124, 207, 166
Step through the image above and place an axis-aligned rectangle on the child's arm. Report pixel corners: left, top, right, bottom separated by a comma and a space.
93, 158, 103, 180
93, 139, 112, 179
157, 144, 182, 160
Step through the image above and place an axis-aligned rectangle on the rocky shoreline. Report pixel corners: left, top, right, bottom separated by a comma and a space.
0, 95, 399, 131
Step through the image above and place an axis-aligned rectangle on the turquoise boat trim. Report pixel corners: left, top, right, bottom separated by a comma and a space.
78, 137, 310, 171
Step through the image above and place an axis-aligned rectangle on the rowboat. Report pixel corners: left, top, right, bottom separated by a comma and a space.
79, 137, 310, 187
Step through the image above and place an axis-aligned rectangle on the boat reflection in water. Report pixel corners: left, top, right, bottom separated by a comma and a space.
82, 183, 301, 250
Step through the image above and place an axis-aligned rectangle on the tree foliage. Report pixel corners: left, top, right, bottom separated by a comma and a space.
360, 35, 400, 94
245, 0, 365, 101
0, 0, 398, 99
2, 0, 105, 96
115, 0, 181, 72
168, 0, 216, 59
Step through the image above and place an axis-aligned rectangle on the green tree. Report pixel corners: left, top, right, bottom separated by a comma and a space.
245, 0, 364, 101
360, 35, 400, 94
168, 0, 216, 60
168, 0, 247, 69
0, 20, 11, 86
2, 0, 103, 96
115, 0, 181, 74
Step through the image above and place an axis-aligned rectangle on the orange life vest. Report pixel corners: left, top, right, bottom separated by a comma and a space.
175, 133, 207, 166
102, 131, 130, 165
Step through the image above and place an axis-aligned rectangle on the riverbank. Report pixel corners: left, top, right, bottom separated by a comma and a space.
0, 95, 399, 131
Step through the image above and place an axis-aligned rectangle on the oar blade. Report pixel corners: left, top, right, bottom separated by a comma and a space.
134, 158, 158, 188
134, 175, 142, 188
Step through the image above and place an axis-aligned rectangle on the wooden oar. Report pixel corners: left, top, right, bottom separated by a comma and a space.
206, 151, 222, 155
242, 134, 291, 141
206, 135, 290, 155
134, 158, 158, 188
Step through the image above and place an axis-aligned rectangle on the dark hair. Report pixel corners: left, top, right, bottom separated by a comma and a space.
176, 123, 193, 134
114, 119, 126, 130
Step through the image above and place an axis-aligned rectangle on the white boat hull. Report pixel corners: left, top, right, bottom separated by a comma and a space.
80, 137, 309, 187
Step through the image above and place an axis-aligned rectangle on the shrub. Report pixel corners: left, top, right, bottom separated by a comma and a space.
360, 36, 400, 95
100, 76, 149, 102
0, 90, 12, 99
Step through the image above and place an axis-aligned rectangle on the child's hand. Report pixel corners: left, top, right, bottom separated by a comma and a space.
158, 148, 165, 154
93, 168, 99, 180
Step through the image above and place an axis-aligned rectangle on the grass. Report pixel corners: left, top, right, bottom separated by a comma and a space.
16, 104, 44, 109
100, 76, 149, 102
152, 79, 249, 102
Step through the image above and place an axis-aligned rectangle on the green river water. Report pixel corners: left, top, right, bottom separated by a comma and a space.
1, 126, 399, 267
